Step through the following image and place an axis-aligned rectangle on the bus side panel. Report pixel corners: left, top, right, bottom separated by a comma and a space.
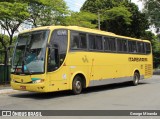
66, 52, 91, 88
91, 53, 131, 80
46, 66, 70, 92
91, 53, 116, 80
65, 51, 153, 88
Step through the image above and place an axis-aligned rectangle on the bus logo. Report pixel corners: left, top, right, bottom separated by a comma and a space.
82, 56, 88, 63
129, 57, 148, 62
57, 30, 67, 36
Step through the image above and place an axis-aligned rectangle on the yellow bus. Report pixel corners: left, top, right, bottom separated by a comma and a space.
11, 26, 153, 94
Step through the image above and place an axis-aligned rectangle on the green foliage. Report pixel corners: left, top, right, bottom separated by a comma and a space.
0, 34, 9, 64
81, 0, 149, 38
102, 6, 132, 35
141, 0, 160, 32
64, 12, 97, 28
141, 31, 160, 68
104, 7, 132, 24
0, 34, 10, 50
123, 2, 149, 38
28, 0, 69, 27
0, 33, 17, 65
0, 2, 29, 21
0, 1, 30, 47
81, 0, 124, 13
0, 0, 68, 48
141, 0, 160, 68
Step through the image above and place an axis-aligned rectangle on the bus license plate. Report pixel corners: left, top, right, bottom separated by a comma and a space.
20, 86, 26, 90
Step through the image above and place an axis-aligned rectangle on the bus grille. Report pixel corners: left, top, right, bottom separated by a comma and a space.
145, 64, 152, 76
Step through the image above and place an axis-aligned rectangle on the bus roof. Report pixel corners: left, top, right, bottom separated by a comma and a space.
20, 26, 150, 43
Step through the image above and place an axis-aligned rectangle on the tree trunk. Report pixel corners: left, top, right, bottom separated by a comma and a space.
9, 34, 13, 46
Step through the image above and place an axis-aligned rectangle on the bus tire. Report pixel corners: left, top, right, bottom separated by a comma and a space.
72, 75, 83, 95
132, 72, 140, 86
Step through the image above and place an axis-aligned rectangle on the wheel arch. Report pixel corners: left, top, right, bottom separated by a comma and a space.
132, 69, 141, 86
134, 69, 140, 76
69, 72, 87, 90
133, 69, 140, 77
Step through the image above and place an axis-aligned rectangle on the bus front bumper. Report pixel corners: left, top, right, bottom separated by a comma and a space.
11, 81, 47, 92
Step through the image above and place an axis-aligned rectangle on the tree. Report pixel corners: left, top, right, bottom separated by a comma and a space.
142, 31, 160, 68
81, 0, 124, 13
141, 0, 160, 68
141, 0, 160, 33
64, 11, 97, 29
0, 0, 68, 49
0, 33, 16, 64
0, 34, 10, 50
28, 0, 69, 27
123, 2, 149, 38
81, 0, 149, 38
102, 6, 132, 35
0, 1, 29, 49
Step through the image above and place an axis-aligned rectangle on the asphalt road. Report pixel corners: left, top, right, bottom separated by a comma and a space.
0, 75, 160, 119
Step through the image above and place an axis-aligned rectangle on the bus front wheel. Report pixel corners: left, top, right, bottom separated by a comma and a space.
132, 72, 140, 86
72, 76, 82, 95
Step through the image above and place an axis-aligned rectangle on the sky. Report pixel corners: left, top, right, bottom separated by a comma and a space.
64, 0, 143, 12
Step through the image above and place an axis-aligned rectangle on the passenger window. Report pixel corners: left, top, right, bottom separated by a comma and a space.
109, 38, 116, 51
80, 33, 87, 49
137, 42, 145, 54
70, 31, 87, 49
128, 41, 137, 53
89, 35, 103, 50
145, 43, 151, 54
89, 35, 96, 49
95, 36, 103, 50
104, 37, 110, 51
117, 39, 127, 52
104, 37, 116, 51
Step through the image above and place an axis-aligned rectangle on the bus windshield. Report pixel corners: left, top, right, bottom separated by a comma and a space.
12, 30, 49, 74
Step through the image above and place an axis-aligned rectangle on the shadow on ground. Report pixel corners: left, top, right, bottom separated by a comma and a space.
10, 81, 148, 100
83, 81, 146, 94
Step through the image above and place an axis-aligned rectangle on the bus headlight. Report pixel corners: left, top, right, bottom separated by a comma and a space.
32, 78, 45, 84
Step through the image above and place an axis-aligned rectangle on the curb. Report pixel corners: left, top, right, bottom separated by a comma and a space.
0, 89, 19, 94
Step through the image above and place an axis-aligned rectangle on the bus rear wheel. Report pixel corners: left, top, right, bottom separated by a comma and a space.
132, 72, 140, 86
72, 76, 82, 95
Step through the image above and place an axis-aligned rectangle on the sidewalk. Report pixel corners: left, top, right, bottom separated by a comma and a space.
0, 84, 19, 94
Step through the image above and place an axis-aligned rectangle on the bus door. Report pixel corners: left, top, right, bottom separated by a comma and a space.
47, 29, 69, 91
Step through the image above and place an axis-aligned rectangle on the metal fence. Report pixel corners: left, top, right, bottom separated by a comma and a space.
0, 50, 10, 84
